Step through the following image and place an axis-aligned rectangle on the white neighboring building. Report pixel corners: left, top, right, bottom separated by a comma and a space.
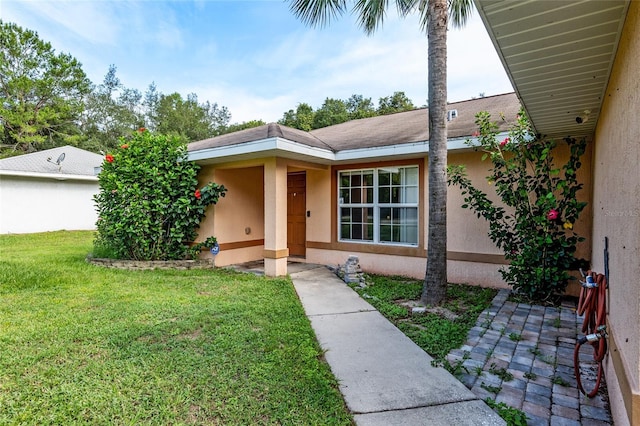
0, 146, 103, 234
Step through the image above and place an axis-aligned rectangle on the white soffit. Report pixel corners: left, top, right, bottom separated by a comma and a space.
475, 0, 630, 139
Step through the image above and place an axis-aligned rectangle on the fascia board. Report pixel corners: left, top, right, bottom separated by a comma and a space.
187, 132, 514, 164
0, 170, 98, 181
448, 131, 511, 150
187, 137, 335, 163
335, 131, 512, 161
335, 141, 429, 162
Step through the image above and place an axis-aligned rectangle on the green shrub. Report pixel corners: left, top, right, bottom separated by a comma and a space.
448, 111, 588, 302
94, 129, 226, 260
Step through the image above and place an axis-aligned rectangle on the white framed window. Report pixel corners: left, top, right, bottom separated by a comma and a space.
338, 166, 419, 246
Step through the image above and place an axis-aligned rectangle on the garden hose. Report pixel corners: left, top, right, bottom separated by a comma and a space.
573, 271, 608, 398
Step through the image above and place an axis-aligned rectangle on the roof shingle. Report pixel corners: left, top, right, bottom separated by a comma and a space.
187, 92, 520, 154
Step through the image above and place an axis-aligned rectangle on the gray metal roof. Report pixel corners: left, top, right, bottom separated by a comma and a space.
188, 93, 520, 158
0, 146, 103, 176
475, 0, 631, 139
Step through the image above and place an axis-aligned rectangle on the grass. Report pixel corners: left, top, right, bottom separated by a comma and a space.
351, 275, 497, 361
0, 231, 352, 425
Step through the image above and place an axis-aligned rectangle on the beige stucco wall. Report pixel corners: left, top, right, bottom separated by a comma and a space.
591, 3, 640, 425
448, 145, 593, 262
196, 164, 265, 266
306, 168, 332, 243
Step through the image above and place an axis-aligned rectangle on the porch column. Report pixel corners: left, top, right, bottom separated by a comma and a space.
263, 158, 288, 276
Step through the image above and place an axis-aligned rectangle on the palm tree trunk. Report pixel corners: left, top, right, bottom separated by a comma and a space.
422, 0, 448, 306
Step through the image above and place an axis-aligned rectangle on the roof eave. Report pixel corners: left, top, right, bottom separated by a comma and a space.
474, 0, 631, 139
0, 170, 99, 181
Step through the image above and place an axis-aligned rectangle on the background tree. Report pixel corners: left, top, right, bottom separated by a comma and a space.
0, 20, 90, 155
151, 92, 230, 142
80, 65, 144, 152
377, 91, 415, 115
279, 102, 315, 131
288, 0, 473, 306
312, 97, 349, 129
346, 94, 377, 120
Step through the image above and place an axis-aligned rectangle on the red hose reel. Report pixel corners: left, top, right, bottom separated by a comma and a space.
573, 270, 608, 398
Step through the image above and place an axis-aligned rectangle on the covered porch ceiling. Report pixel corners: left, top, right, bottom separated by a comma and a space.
475, 0, 631, 139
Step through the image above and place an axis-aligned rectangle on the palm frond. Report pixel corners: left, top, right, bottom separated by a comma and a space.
448, 0, 474, 28
289, 0, 349, 28
354, 0, 389, 35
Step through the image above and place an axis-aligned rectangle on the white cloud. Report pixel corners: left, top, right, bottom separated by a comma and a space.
3, 0, 120, 46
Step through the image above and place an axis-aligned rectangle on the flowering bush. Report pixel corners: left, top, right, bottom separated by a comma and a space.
94, 130, 226, 260
448, 111, 588, 302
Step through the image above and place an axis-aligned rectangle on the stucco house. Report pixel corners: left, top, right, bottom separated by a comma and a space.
188, 92, 593, 288
0, 146, 102, 234
474, 1, 639, 424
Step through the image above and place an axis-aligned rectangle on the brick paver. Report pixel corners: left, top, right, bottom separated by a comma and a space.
447, 289, 612, 425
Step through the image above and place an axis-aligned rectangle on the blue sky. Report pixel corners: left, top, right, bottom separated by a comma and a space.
2, 0, 513, 124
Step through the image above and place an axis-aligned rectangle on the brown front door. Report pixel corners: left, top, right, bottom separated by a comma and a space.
287, 172, 306, 257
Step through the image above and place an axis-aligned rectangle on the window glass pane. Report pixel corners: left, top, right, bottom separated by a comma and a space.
379, 171, 390, 186
340, 224, 350, 239
352, 207, 362, 222
404, 186, 418, 203
366, 207, 374, 223
391, 170, 401, 185
340, 173, 350, 188
350, 173, 361, 187
380, 225, 391, 242
379, 187, 390, 203
363, 171, 374, 186
340, 189, 349, 204
405, 167, 418, 185
391, 187, 400, 203
405, 226, 418, 244
366, 188, 373, 203
352, 223, 362, 239
341, 208, 351, 223
350, 188, 361, 203
380, 207, 391, 223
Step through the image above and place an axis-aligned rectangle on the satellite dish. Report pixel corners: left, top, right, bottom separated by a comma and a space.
55, 152, 66, 165
46, 152, 66, 169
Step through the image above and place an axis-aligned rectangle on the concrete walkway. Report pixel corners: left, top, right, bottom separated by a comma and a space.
289, 265, 506, 426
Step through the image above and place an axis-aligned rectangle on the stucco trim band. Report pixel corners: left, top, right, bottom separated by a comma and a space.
447, 251, 508, 265
263, 248, 289, 259
306, 240, 423, 257
219, 239, 264, 251
306, 240, 507, 265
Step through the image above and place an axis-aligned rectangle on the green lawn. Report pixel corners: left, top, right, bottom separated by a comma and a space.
0, 231, 351, 425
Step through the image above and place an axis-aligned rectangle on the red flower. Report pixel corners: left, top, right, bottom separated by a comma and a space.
194, 189, 202, 200
120, 144, 129, 149
547, 209, 559, 221
472, 131, 480, 137
500, 137, 510, 147
138, 127, 146, 133
105, 154, 114, 163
